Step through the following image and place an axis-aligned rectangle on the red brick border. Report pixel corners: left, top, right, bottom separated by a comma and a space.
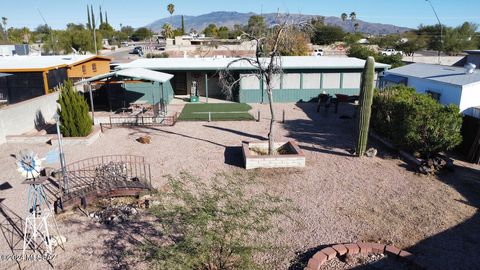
303, 242, 424, 270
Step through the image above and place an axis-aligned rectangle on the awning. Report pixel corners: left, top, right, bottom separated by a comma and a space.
382, 74, 408, 84
74, 68, 174, 85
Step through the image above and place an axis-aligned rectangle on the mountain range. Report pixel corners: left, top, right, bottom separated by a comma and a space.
147, 11, 411, 35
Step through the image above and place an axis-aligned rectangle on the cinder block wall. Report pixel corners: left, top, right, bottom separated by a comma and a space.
0, 92, 59, 144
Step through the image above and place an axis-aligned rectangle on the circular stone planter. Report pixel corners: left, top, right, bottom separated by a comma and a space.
242, 140, 305, 169
304, 242, 424, 270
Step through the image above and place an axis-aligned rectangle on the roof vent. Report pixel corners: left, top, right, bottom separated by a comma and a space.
464, 63, 476, 74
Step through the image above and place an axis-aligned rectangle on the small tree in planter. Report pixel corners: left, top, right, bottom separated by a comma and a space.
220, 17, 309, 155
57, 80, 92, 137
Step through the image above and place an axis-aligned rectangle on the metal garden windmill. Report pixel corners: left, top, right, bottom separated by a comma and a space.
16, 149, 64, 257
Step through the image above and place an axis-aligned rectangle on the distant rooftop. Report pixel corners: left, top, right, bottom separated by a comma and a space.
386, 63, 480, 87
118, 56, 390, 71
465, 50, 480, 55
0, 55, 111, 71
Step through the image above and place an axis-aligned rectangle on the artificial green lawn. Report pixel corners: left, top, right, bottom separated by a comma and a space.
178, 103, 255, 121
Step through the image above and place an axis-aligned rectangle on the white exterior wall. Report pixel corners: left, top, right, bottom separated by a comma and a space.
459, 83, 480, 116
0, 92, 59, 144
386, 72, 480, 116
400, 76, 462, 107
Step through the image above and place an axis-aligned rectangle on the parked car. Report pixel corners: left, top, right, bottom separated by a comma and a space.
312, 49, 324, 56
381, 48, 403, 56
131, 46, 143, 54
120, 41, 129, 47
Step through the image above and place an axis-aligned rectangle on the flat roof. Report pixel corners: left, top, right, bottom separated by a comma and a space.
0, 55, 111, 71
386, 63, 480, 87
118, 56, 390, 71
75, 68, 173, 85
465, 50, 480, 55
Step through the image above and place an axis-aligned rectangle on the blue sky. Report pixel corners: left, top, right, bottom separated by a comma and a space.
2, 0, 479, 30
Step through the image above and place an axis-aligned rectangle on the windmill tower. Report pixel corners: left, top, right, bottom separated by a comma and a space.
16, 149, 64, 257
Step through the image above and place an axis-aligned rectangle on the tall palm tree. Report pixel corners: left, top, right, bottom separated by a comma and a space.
341, 13, 348, 21
349, 12, 357, 33
167, 3, 175, 23
1, 17, 7, 40
349, 12, 357, 21
162, 23, 174, 39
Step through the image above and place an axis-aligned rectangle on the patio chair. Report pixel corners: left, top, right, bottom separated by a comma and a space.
334, 94, 349, 114
317, 93, 332, 114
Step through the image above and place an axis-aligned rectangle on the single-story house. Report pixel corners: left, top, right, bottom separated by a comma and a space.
381, 63, 480, 117
0, 55, 111, 104
115, 56, 390, 104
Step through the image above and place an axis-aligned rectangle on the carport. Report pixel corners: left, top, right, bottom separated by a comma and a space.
75, 68, 174, 123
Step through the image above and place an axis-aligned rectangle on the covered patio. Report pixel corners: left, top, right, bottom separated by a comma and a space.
75, 68, 177, 126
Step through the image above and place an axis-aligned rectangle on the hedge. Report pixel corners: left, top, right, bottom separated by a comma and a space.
371, 85, 463, 158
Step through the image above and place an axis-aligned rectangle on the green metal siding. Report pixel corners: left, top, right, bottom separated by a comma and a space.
239, 88, 360, 103
124, 81, 174, 104
238, 70, 362, 103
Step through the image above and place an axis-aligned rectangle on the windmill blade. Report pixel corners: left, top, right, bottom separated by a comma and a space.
0, 182, 12, 190
15, 149, 42, 179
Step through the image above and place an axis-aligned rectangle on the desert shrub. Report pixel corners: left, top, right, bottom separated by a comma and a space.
146, 52, 169, 58
371, 85, 463, 158
57, 80, 92, 137
347, 44, 404, 68
142, 172, 289, 270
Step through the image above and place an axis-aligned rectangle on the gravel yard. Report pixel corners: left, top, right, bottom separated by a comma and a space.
0, 102, 479, 270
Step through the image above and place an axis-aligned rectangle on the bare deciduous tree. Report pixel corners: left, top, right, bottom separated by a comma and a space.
220, 17, 309, 155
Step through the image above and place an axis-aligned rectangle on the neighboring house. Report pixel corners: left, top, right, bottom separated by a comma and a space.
0, 55, 111, 104
381, 63, 480, 117
0, 44, 40, 56
117, 56, 390, 104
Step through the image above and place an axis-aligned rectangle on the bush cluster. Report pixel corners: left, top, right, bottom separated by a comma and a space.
57, 80, 92, 137
146, 52, 169, 58
347, 44, 404, 68
143, 172, 288, 270
371, 85, 463, 158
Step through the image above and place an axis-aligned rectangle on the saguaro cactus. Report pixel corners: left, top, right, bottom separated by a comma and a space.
356, 56, 375, 157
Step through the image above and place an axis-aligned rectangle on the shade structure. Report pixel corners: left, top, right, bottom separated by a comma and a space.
74, 68, 173, 86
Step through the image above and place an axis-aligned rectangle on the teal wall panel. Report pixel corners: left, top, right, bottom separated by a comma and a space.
124, 81, 174, 104
239, 88, 360, 103
238, 70, 362, 103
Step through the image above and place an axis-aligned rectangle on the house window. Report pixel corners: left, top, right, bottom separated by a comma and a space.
282, 73, 300, 89
426, 90, 441, 102
323, 73, 341, 89
342, 73, 362, 89
81, 65, 86, 74
92, 63, 97, 72
240, 74, 260, 89
302, 73, 321, 89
